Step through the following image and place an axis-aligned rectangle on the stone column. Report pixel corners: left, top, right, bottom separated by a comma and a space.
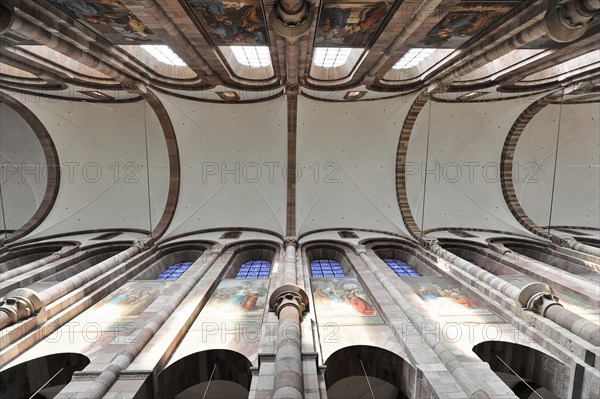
57, 246, 224, 399
355, 247, 491, 399
0, 245, 77, 283
0, 242, 145, 330
269, 284, 309, 399
558, 236, 600, 258
283, 239, 298, 285
426, 239, 600, 346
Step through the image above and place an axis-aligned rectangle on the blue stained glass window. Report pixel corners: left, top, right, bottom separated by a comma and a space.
383, 259, 421, 277
236, 260, 271, 279
155, 261, 194, 281
310, 259, 345, 277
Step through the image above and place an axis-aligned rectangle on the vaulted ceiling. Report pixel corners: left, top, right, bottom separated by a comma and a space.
0, 0, 599, 245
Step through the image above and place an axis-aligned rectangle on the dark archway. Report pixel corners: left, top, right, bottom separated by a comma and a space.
155, 349, 252, 399
473, 341, 569, 398
0, 353, 90, 399
325, 345, 414, 399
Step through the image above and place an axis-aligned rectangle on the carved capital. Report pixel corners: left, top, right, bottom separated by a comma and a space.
545, 0, 599, 42
133, 238, 151, 251
284, 239, 298, 249
517, 282, 562, 316
423, 239, 442, 252
0, 288, 45, 325
269, 284, 309, 316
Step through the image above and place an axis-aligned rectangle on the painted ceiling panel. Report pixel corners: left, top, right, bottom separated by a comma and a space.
296, 95, 417, 236
17, 99, 169, 238
46, 0, 155, 43
419, 1, 519, 48
183, 0, 269, 45
406, 98, 540, 234
156, 91, 287, 237
514, 102, 600, 228
315, 0, 400, 47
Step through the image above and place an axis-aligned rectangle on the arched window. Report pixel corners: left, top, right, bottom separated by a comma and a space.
235, 260, 271, 279
311, 259, 346, 277
155, 261, 193, 280
383, 259, 421, 276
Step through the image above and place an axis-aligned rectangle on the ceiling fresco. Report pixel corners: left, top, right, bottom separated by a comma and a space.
184, 0, 269, 45
314, 0, 400, 47
418, 1, 519, 48
47, 0, 155, 43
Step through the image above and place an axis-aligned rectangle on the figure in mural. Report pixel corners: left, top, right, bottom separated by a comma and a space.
420, 3, 516, 48
318, 7, 349, 45
187, 0, 268, 45
201, 279, 269, 321
344, 1, 387, 33
50, 0, 153, 42
315, 1, 391, 47
416, 286, 477, 309
311, 277, 383, 324
88, 282, 164, 321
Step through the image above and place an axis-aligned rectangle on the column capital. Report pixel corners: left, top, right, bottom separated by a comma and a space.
269, 284, 309, 317
422, 238, 441, 252
517, 282, 562, 316
284, 238, 298, 249
354, 245, 367, 256
0, 288, 46, 326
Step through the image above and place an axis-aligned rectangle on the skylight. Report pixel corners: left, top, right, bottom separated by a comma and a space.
231, 46, 271, 67
313, 48, 352, 68
141, 45, 186, 66
392, 48, 435, 70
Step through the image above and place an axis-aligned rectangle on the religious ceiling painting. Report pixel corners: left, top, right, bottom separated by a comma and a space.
311, 277, 384, 325
418, 1, 518, 48
47, 0, 155, 43
403, 277, 501, 323
198, 278, 270, 328
314, 0, 401, 48
184, 0, 269, 45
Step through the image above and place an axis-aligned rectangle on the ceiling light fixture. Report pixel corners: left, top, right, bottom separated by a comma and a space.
313, 48, 352, 68
392, 48, 435, 70
141, 45, 187, 66
216, 91, 240, 101
457, 91, 489, 100
344, 91, 367, 100
78, 90, 115, 100
230, 46, 271, 67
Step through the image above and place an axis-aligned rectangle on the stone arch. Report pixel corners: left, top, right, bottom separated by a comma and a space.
0, 352, 90, 399
155, 349, 252, 399
363, 238, 440, 276
492, 238, 596, 275
325, 345, 415, 399
303, 241, 356, 277
473, 341, 569, 398
217, 241, 279, 279
0, 93, 60, 245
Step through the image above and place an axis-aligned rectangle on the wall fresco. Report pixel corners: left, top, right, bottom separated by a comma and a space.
185, 0, 269, 45
77, 281, 167, 329
315, 0, 399, 47
199, 278, 270, 327
403, 277, 501, 322
48, 0, 154, 43
311, 277, 384, 325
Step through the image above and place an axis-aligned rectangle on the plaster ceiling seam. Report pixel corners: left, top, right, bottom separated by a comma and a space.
157, 94, 286, 234
296, 100, 410, 234
19, 100, 147, 173
0, 157, 42, 206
